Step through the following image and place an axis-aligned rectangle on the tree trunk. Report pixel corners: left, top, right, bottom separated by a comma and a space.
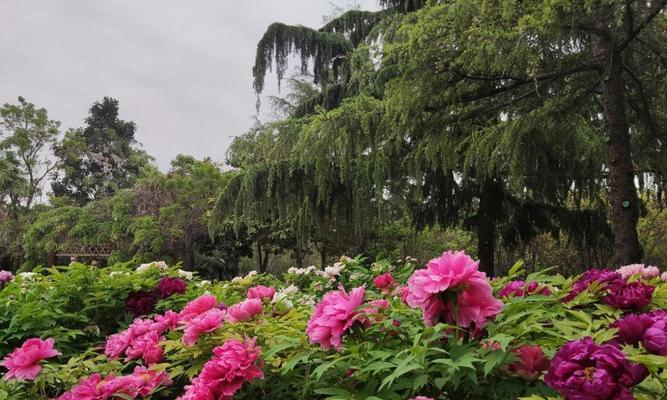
598, 43, 642, 265
477, 179, 501, 277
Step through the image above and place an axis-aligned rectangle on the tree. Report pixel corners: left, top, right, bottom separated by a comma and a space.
0, 97, 60, 211
52, 97, 151, 205
394, 0, 667, 265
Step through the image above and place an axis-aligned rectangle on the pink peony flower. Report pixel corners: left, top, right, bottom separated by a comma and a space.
507, 345, 550, 380
373, 273, 396, 291
131, 366, 172, 397
105, 330, 134, 360
498, 280, 551, 298
178, 338, 263, 400
603, 281, 654, 311
0, 270, 13, 286
616, 264, 660, 280
60, 373, 141, 400
410, 397, 435, 400
406, 251, 502, 328
306, 286, 365, 350
1, 338, 60, 381
155, 277, 187, 299
151, 310, 180, 333
126, 330, 164, 365
183, 308, 225, 346
662, 271, 667, 282
225, 298, 263, 323
247, 285, 276, 301
179, 294, 218, 322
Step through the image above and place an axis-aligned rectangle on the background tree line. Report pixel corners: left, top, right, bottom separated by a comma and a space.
2, 0, 667, 278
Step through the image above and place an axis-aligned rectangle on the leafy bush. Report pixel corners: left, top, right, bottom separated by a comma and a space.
0, 254, 666, 400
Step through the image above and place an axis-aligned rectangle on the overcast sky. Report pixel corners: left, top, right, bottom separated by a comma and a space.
0, 0, 378, 170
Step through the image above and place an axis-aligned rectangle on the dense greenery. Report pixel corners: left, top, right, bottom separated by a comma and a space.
0, 255, 666, 399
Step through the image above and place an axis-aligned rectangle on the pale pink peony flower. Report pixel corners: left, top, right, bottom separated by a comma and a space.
306, 286, 366, 350
183, 308, 225, 346
406, 251, 503, 328
1, 338, 60, 381
179, 294, 218, 322
247, 285, 276, 301
662, 272, 667, 282
177, 337, 264, 400
131, 365, 172, 397
225, 298, 263, 323
616, 264, 661, 280
125, 330, 164, 365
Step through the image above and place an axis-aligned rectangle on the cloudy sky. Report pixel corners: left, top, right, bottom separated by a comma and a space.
0, 0, 377, 170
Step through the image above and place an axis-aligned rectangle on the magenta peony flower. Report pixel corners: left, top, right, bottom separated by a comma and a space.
406, 251, 502, 328
603, 281, 654, 311
507, 345, 550, 380
247, 285, 276, 301
105, 311, 178, 361
105, 330, 134, 360
644, 319, 667, 356
225, 298, 263, 323
1, 338, 60, 381
62, 373, 141, 400
131, 365, 173, 397
616, 264, 660, 280
179, 294, 218, 322
155, 276, 187, 299
610, 314, 655, 346
125, 330, 164, 365
307, 286, 366, 350
125, 290, 158, 317
498, 280, 551, 298
410, 397, 435, 400
563, 269, 622, 302
183, 308, 225, 346
373, 273, 396, 291
545, 337, 647, 400
177, 337, 263, 400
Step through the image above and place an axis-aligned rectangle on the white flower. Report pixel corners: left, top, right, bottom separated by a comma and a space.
137, 261, 169, 273
231, 276, 243, 284
177, 269, 194, 280
196, 280, 211, 288
18, 272, 36, 279
324, 262, 344, 279
246, 270, 258, 278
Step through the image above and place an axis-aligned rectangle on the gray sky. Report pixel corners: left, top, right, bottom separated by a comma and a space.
0, 0, 378, 170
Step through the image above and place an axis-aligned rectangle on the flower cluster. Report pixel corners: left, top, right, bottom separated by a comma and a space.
563, 268, 655, 310
57, 366, 171, 400
105, 310, 179, 364
136, 261, 168, 273
406, 251, 503, 329
615, 264, 660, 280
177, 338, 263, 400
545, 337, 647, 400
1, 338, 60, 381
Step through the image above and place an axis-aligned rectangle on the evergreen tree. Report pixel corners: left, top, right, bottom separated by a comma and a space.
52, 97, 151, 205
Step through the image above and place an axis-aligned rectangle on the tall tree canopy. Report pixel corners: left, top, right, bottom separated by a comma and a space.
216, 0, 666, 275
51, 97, 151, 205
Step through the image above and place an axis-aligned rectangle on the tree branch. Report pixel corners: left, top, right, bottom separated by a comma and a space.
619, 0, 667, 51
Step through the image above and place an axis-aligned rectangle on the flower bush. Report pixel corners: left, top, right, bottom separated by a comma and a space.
0, 253, 665, 399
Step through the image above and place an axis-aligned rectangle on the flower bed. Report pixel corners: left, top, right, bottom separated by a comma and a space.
0, 252, 666, 399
